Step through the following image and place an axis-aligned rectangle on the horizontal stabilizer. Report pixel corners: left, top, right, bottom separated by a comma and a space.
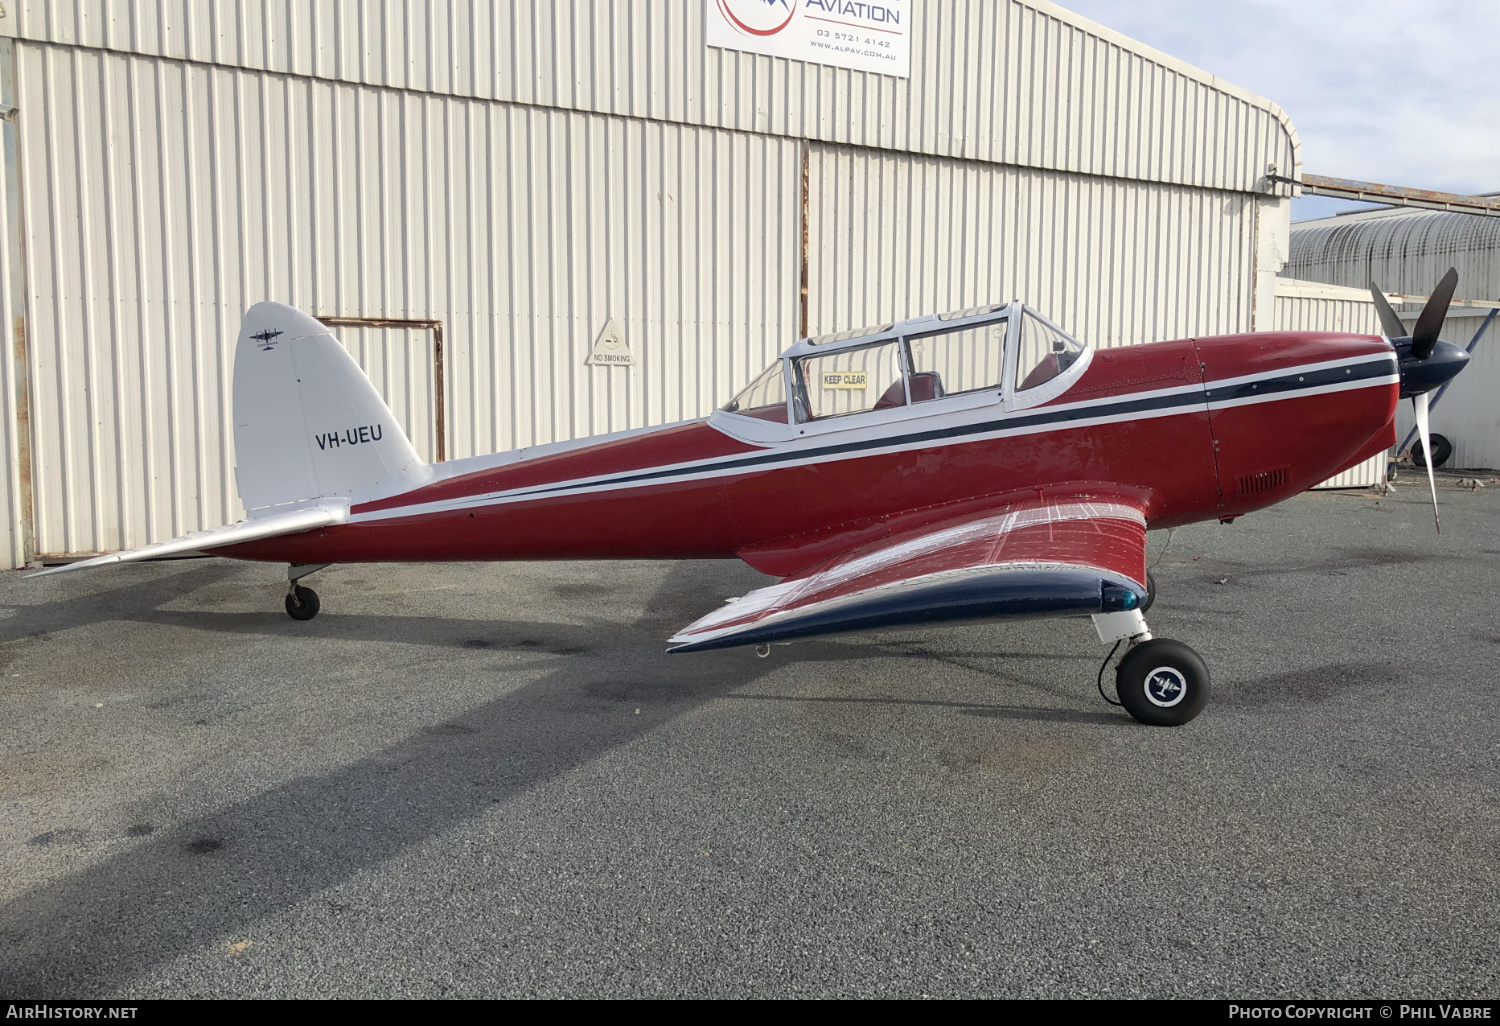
26, 505, 347, 578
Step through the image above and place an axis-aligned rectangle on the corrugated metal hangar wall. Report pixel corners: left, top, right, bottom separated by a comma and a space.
0, 0, 1299, 567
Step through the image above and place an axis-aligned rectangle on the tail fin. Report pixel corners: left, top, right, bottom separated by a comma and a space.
233, 302, 423, 515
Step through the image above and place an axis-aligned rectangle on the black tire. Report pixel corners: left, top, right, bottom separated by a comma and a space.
1115, 638, 1209, 726
285, 585, 320, 621
1411, 433, 1453, 469
1139, 572, 1157, 613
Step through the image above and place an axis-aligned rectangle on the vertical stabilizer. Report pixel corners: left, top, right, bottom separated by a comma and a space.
233, 302, 423, 515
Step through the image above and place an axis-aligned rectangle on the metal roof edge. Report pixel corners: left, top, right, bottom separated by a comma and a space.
1274, 278, 1378, 303
1276, 277, 1500, 312
1023, 0, 1302, 182
13, 3, 1305, 196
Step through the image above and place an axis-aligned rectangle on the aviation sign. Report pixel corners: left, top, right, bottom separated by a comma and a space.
705, 0, 911, 79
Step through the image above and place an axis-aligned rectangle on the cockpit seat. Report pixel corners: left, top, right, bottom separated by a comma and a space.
1019, 355, 1060, 391
872, 371, 946, 409
909, 371, 945, 403
872, 378, 906, 410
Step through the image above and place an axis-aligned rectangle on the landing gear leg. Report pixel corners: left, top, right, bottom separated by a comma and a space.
1140, 571, 1158, 613
285, 563, 330, 621
1090, 606, 1209, 726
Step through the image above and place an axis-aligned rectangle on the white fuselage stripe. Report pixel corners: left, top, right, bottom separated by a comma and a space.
347, 354, 1398, 525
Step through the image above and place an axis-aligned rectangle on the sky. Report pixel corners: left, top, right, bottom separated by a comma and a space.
1057, 0, 1500, 220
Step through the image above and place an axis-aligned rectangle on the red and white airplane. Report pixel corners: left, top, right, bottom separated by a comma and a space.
35, 273, 1468, 725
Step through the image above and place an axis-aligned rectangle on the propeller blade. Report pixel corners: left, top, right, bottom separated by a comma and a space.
1368, 281, 1408, 339
1412, 391, 1440, 533
1410, 267, 1458, 360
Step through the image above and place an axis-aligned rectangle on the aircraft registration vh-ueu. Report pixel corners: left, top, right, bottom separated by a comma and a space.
34, 272, 1471, 726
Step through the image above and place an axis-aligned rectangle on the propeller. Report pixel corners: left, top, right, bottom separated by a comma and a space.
1412, 389, 1440, 533
1411, 267, 1458, 360
1369, 281, 1407, 339
1368, 268, 1464, 533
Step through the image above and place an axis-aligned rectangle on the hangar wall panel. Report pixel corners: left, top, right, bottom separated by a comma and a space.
806, 143, 1257, 347
15, 42, 799, 558
1271, 295, 1380, 335
1312, 457, 1387, 490
4, 0, 1298, 195
1392, 312, 1500, 471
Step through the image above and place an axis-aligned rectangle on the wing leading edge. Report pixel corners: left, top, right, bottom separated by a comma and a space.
668, 500, 1148, 653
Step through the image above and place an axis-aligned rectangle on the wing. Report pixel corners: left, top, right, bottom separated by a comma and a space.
26, 504, 348, 578
668, 498, 1148, 652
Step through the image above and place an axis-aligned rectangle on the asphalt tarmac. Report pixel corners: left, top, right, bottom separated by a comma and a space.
1, 480, 1498, 998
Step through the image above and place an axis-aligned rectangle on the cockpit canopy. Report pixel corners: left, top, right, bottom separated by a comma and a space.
720, 301, 1086, 425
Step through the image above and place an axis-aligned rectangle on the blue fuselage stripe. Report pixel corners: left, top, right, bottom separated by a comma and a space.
455, 355, 1398, 504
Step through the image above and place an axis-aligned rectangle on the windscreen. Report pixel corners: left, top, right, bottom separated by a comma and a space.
1015, 313, 1084, 392
792, 340, 905, 421
907, 317, 1008, 401
721, 361, 788, 423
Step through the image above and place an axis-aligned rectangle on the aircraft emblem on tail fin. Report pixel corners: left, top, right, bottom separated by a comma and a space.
251, 328, 284, 351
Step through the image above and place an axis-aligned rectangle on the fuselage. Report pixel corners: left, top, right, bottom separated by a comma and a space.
221, 329, 1399, 578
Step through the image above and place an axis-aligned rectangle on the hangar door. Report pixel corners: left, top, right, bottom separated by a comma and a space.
4, 40, 800, 565
802, 142, 1259, 347
321, 318, 443, 465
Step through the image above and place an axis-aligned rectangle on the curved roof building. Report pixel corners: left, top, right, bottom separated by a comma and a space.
1286, 206, 1500, 470
1287, 207, 1500, 301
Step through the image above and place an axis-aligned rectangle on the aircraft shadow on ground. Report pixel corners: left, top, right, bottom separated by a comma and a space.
0, 560, 1064, 995
0, 563, 765, 993
1221, 661, 1404, 707
726, 691, 1125, 726
0, 564, 243, 646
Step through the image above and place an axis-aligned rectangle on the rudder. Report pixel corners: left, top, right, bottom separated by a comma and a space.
233, 302, 423, 515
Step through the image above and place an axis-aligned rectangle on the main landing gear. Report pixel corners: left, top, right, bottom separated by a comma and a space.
1114, 639, 1209, 725
284, 563, 329, 621
1091, 580, 1209, 726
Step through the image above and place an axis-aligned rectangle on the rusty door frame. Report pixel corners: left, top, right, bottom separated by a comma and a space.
315, 316, 445, 462
800, 140, 810, 339
0, 37, 34, 565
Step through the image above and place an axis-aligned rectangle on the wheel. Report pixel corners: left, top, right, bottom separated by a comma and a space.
1115, 638, 1209, 726
1411, 433, 1453, 469
285, 585, 320, 621
1139, 572, 1157, 613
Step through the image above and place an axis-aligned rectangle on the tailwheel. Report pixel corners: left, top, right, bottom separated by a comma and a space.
285, 585, 320, 621
1115, 638, 1209, 726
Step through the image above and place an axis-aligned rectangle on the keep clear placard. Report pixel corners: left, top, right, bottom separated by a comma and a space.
705, 0, 911, 79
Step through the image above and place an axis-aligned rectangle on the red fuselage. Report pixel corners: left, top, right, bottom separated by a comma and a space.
222, 331, 1398, 578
